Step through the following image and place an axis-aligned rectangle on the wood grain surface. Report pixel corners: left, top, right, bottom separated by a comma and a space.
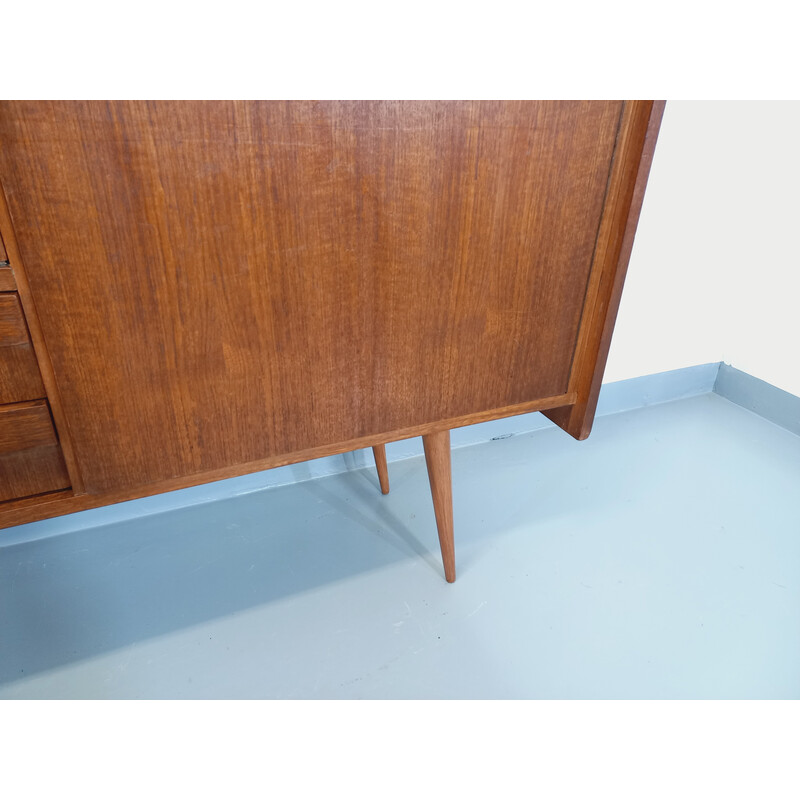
372, 443, 390, 495
0, 389, 573, 529
543, 101, 663, 439
0, 266, 16, 292
423, 429, 455, 582
0, 400, 59, 453
0, 184, 85, 493
0, 400, 70, 501
0, 101, 624, 495
0, 446, 70, 502
0, 293, 46, 403
0, 293, 30, 345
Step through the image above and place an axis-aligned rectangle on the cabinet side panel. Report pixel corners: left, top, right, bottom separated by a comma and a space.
0, 101, 621, 492
544, 101, 665, 439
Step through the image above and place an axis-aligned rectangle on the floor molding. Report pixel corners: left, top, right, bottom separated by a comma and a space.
714, 363, 800, 437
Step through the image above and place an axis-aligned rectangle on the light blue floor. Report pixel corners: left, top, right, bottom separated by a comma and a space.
1, 391, 798, 698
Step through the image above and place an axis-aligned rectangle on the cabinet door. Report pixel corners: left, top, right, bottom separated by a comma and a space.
0, 101, 623, 493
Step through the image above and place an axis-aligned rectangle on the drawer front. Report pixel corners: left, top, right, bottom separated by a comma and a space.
0, 400, 70, 502
0, 229, 13, 289
0, 268, 17, 292
0, 266, 14, 292
0, 293, 29, 344
0, 293, 46, 404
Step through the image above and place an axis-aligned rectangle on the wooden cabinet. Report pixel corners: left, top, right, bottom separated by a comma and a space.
0, 101, 664, 580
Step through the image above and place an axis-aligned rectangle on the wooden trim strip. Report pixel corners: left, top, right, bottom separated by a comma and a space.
0, 183, 85, 492
544, 100, 665, 440
0, 488, 74, 513
0, 390, 576, 529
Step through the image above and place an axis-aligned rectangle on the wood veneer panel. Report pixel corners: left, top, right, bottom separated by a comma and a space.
0, 488, 73, 513
0, 389, 574, 529
544, 101, 665, 439
0, 294, 46, 403
0, 185, 84, 492
1, 292, 32, 345
0, 228, 14, 290
0, 101, 623, 494
0, 400, 58, 453
0, 346, 46, 404
0, 446, 70, 502
0, 266, 15, 292
0, 400, 70, 501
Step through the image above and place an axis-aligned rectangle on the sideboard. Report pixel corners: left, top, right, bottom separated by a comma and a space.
0, 101, 665, 581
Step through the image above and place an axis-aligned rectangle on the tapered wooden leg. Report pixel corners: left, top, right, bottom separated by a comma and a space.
422, 429, 455, 583
372, 444, 390, 495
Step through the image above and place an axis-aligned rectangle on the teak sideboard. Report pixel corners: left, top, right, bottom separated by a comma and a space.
0, 101, 665, 581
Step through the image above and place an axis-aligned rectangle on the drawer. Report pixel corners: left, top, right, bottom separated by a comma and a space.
0, 230, 13, 290
0, 400, 70, 502
0, 266, 14, 292
0, 293, 45, 404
